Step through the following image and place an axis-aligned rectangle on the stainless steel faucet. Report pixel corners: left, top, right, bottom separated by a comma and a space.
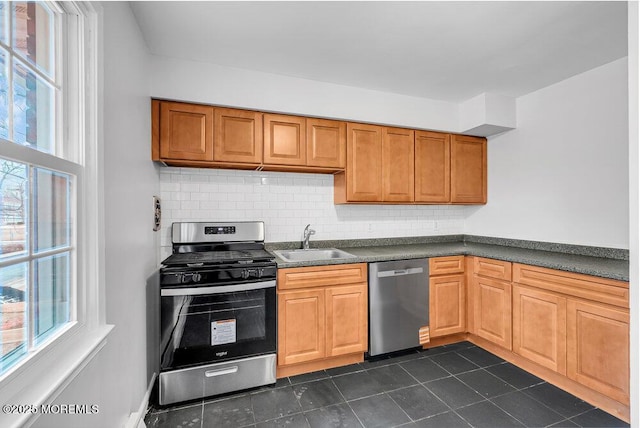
302, 224, 316, 250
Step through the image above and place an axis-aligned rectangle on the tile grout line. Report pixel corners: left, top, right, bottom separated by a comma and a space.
327, 375, 366, 428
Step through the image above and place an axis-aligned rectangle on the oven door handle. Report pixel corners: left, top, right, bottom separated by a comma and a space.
161, 280, 276, 297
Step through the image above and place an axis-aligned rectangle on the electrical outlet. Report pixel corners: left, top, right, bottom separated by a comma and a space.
153, 196, 161, 231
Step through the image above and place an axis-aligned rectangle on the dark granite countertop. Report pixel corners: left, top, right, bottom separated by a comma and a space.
267, 236, 629, 281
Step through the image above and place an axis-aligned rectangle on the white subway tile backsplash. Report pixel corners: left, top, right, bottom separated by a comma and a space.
159, 168, 466, 254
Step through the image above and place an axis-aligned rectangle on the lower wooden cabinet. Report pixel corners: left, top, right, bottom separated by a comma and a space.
473, 275, 512, 350
512, 284, 567, 374
277, 289, 325, 366
566, 299, 629, 405
326, 284, 368, 356
429, 256, 466, 338
277, 263, 367, 376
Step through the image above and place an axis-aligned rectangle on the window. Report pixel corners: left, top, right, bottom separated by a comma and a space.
0, 1, 81, 377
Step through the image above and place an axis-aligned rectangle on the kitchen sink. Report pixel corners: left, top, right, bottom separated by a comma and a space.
273, 248, 357, 262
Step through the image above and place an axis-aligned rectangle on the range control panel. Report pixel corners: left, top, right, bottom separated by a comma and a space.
205, 226, 236, 235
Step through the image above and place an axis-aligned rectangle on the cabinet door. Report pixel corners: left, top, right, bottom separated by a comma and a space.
307, 118, 346, 168
474, 276, 512, 350
263, 114, 306, 166
214, 108, 263, 164
346, 123, 383, 201
567, 300, 629, 404
513, 285, 567, 374
382, 127, 415, 202
277, 289, 325, 366
429, 274, 465, 337
451, 135, 487, 204
159, 102, 214, 161
415, 131, 450, 203
326, 284, 368, 357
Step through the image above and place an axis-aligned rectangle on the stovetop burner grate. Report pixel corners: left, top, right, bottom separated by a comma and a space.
161, 249, 274, 267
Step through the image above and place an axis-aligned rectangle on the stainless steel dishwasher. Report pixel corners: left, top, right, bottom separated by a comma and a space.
368, 258, 429, 357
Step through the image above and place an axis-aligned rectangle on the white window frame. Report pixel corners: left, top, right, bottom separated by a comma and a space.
0, 2, 109, 427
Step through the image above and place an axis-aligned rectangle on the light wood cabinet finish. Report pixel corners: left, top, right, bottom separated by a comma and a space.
382, 127, 415, 202
451, 135, 487, 204
278, 263, 367, 290
512, 284, 567, 374
428, 256, 466, 339
214, 107, 263, 164
263, 114, 306, 166
326, 284, 368, 356
415, 131, 451, 203
474, 257, 512, 281
429, 256, 465, 275
277, 289, 325, 366
474, 275, 512, 350
152, 100, 487, 203
429, 274, 466, 337
157, 101, 214, 161
567, 299, 629, 405
306, 118, 346, 168
513, 264, 628, 308
277, 263, 368, 375
345, 123, 383, 202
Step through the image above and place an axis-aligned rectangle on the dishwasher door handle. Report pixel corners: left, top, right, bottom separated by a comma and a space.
377, 267, 424, 278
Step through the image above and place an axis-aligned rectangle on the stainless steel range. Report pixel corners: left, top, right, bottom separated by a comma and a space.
158, 221, 277, 405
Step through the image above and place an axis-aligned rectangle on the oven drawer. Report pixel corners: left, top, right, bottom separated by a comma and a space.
159, 354, 276, 405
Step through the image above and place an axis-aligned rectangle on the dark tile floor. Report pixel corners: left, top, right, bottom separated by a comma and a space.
144, 342, 630, 428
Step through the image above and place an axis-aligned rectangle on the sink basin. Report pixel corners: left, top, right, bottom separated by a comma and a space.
273, 248, 357, 262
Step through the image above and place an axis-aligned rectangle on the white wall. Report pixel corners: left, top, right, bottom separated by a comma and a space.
159, 168, 465, 260
465, 58, 629, 249
628, 2, 639, 426
150, 55, 459, 133
33, 3, 157, 427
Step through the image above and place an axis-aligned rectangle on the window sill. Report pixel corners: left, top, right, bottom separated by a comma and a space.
0, 324, 114, 428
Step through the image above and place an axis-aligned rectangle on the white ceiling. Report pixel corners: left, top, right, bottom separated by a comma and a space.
130, 1, 628, 103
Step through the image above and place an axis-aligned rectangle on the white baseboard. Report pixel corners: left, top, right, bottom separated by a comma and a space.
124, 373, 156, 428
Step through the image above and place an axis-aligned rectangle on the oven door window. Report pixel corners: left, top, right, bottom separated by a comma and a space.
161, 287, 276, 371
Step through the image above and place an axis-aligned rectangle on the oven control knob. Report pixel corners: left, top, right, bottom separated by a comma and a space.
181, 273, 202, 283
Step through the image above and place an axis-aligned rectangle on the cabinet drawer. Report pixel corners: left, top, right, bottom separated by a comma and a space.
474, 257, 512, 281
429, 256, 464, 275
278, 263, 367, 290
513, 264, 628, 308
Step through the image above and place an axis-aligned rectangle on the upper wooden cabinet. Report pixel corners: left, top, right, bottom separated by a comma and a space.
214, 108, 263, 165
415, 131, 450, 203
262, 115, 347, 172
341, 123, 384, 202
155, 101, 214, 162
335, 125, 487, 205
306, 118, 346, 169
152, 100, 346, 172
451, 135, 487, 204
152, 99, 487, 203
336, 124, 417, 204
263, 113, 306, 166
383, 127, 415, 202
